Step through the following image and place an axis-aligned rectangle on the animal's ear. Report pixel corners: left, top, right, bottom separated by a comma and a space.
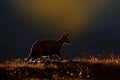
63, 32, 69, 36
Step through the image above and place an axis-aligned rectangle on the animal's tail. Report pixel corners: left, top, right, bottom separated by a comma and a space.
27, 55, 31, 62
26, 44, 33, 62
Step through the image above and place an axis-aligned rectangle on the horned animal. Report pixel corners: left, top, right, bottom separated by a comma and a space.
27, 33, 70, 61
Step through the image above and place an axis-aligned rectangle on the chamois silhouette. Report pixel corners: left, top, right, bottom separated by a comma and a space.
27, 33, 70, 61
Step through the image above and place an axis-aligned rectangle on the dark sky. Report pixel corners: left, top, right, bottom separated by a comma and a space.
0, 0, 120, 60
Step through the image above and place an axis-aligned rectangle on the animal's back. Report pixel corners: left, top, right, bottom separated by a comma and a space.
33, 40, 61, 50
33, 40, 58, 47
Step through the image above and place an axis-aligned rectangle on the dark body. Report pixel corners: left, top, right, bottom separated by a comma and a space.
27, 33, 70, 61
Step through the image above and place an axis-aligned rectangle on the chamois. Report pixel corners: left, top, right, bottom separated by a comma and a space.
27, 33, 70, 61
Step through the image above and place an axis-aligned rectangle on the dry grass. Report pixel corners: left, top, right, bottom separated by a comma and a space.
0, 59, 120, 80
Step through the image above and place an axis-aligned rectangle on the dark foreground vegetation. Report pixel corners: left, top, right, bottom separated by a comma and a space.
0, 59, 120, 80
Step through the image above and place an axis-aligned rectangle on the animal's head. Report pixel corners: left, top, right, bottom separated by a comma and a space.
61, 32, 70, 44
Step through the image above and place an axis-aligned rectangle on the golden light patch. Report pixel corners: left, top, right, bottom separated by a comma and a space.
12, 0, 113, 35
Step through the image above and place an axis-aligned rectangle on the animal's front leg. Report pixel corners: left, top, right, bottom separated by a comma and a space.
49, 55, 52, 60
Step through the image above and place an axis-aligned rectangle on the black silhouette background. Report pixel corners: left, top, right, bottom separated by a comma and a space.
0, 0, 120, 61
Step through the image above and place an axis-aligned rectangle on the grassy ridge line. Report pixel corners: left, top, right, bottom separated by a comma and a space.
72, 59, 120, 65
1, 59, 120, 66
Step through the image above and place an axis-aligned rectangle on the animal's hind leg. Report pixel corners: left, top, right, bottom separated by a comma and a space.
58, 54, 62, 60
